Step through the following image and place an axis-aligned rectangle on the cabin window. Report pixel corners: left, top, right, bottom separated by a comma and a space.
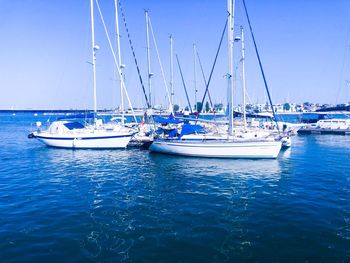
64, 122, 84, 130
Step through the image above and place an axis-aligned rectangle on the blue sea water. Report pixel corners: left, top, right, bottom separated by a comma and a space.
0, 113, 349, 262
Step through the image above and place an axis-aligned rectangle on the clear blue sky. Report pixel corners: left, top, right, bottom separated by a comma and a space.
1, 0, 350, 110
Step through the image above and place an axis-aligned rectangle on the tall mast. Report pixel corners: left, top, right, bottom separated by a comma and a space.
228, 0, 235, 135
241, 26, 247, 129
145, 10, 152, 107
170, 35, 174, 107
90, 0, 98, 124
193, 44, 197, 111
114, 0, 124, 124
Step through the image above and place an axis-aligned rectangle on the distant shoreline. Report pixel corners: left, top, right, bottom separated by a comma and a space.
0, 109, 136, 114
1, 109, 349, 116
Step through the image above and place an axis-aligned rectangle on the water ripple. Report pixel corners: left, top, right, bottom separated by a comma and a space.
0, 116, 349, 262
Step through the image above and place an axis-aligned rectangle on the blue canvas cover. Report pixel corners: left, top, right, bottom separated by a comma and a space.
153, 113, 183, 125
64, 122, 85, 130
169, 129, 178, 138
179, 124, 204, 138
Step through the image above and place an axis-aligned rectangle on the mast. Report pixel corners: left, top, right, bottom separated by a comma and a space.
145, 10, 152, 107
193, 44, 197, 111
90, 0, 98, 124
242, 0, 280, 134
228, 0, 235, 135
114, 0, 124, 125
240, 26, 247, 129
170, 35, 174, 107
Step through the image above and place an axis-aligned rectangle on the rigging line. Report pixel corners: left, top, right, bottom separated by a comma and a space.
197, 52, 217, 122
148, 16, 173, 114
118, 0, 150, 109
196, 50, 214, 109
95, 0, 137, 123
196, 49, 218, 121
336, 23, 350, 104
242, 0, 280, 134
199, 17, 228, 114
176, 54, 193, 114
244, 86, 253, 105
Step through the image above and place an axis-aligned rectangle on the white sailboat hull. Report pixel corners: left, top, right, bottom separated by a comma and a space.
34, 132, 133, 149
149, 139, 282, 159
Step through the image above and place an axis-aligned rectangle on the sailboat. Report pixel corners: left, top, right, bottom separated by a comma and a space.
149, 0, 282, 158
28, 0, 134, 149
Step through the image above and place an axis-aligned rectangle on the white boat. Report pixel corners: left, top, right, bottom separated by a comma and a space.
314, 119, 350, 129
31, 121, 134, 148
150, 122, 282, 158
298, 118, 350, 135
29, 0, 134, 149
149, 0, 283, 158
150, 139, 281, 159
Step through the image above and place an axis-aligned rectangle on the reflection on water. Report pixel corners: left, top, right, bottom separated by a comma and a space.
39, 146, 288, 261
44, 147, 283, 179
150, 153, 282, 180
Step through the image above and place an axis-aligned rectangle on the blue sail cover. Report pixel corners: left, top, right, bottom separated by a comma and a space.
179, 124, 204, 138
64, 122, 85, 130
153, 114, 183, 125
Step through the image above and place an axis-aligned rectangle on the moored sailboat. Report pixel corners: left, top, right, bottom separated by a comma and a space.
149, 0, 283, 158
150, 139, 281, 158
29, 0, 134, 149
31, 120, 134, 148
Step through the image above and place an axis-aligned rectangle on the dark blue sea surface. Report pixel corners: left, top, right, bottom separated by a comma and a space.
0, 113, 349, 262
